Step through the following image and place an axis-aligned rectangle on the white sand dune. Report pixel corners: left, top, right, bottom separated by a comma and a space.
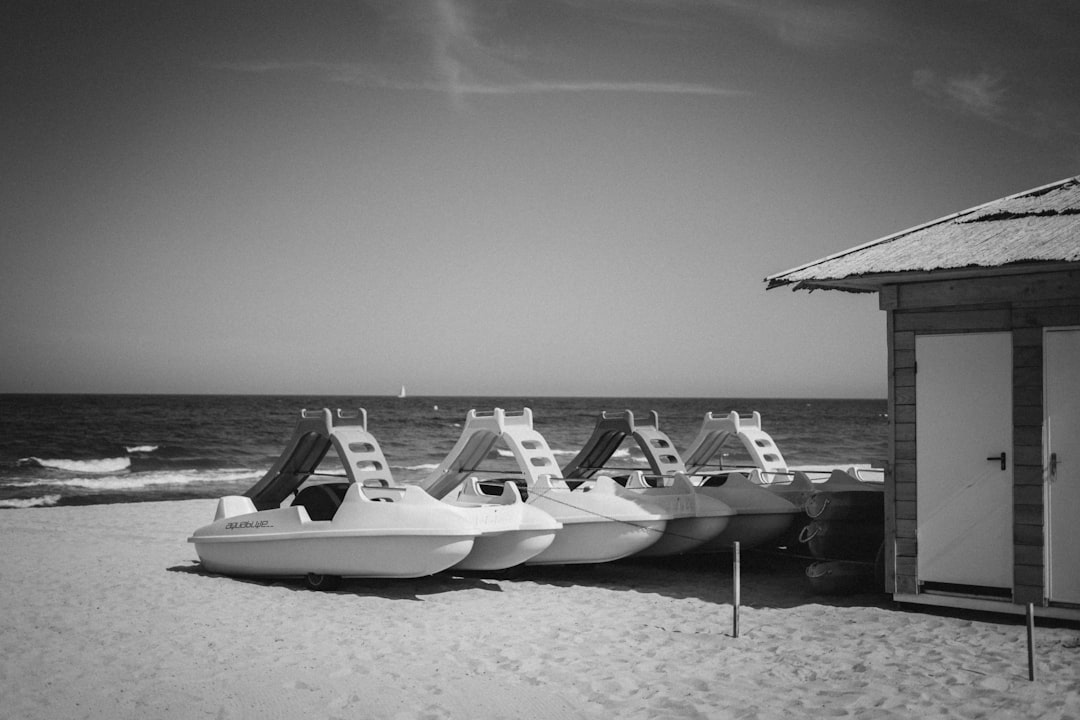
1, 500, 1078, 719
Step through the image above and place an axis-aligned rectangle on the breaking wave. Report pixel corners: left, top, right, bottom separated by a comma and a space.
18, 457, 132, 474
0, 494, 61, 508
7, 469, 263, 492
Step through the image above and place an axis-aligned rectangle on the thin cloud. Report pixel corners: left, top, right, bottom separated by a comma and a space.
205, 0, 744, 100
910, 67, 1080, 145
351, 75, 744, 96
709, 0, 882, 51
206, 61, 744, 98
451, 80, 743, 96
912, 68, 1006, 120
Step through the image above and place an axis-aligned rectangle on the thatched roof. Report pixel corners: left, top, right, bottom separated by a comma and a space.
767, 176, 1080, 292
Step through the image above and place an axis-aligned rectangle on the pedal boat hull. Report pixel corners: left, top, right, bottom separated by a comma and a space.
523, 475, 669, 565
691, 472, 802, 551
188, 484, 478, 579
444, 478, 562, 571
615, 472, 735, 557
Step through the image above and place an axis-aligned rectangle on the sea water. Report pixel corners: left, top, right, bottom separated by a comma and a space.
0, 394, 888, 508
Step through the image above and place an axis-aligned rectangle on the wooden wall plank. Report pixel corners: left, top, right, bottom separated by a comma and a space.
1014, 467, 1045, 487
1013, 425, 1041, 448
1014, 545, 1043, 567
894, 270, 1080, 310
1015, 503, 1044, 526
1014, 446, 1044, 467
879, 284, 899, 310
1014, 305, 1080, 328
895, 538, 917, 557
1014, 405, 1043, 427
894, 308, 1012, 333
1014, 485, 1043, 505
894, 443, 915, 464
895, 574, 918, 595
1014, 566, 1044, 588
1015, 585, 1043, 604
1015, 524, 1043, 546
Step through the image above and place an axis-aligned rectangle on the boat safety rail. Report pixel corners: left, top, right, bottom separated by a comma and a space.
687, 463, 803, 478
296, 472, 393, 485
569, 465, 669, 475
523, 482, 753, 548
552, 469, 689, 488
524, 487, 680, 539
443, 467, 524, 476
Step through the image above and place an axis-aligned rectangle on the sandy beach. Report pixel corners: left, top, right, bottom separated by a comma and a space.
1, 500, 1077, 720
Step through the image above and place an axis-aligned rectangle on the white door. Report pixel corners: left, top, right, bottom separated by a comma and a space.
1045, 328, 1080, 604
916, 333, 1013, 590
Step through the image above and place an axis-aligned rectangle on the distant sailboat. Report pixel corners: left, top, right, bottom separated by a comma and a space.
397, 385, 407, 399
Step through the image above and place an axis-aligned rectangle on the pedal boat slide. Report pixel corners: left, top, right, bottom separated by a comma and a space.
421, 408, 672, 565
560, 410, 736, 556
580, 409, 803, 552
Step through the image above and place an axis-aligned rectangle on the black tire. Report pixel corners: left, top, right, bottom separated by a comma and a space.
304, 573, 342, 591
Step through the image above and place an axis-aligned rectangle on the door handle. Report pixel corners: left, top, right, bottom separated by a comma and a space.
1050, 452, 1059, 476
986, 452, 1006, 471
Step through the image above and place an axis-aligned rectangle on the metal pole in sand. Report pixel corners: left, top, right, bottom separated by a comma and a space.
733, 541, 741, 638
1027, 603, 1036, 682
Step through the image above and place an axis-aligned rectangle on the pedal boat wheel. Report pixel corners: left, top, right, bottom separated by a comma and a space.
304, 573, 342, 591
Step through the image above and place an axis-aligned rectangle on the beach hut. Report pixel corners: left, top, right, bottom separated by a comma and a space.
766, 175, 1080, 621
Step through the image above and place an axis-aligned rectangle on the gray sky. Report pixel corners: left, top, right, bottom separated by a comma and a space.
3, 1, 1078, 397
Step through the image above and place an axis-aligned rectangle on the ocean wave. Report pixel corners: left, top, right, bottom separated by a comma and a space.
18, 456, 132, 474
0, 495, 61, 508
124, 445, 160, 453
7, 469, 263, 492
396, 463, 439, 472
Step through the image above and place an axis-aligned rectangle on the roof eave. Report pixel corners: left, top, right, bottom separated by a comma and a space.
766, 260, 1080, 294
766, 276, 881, 293
764, 175, 1080, 293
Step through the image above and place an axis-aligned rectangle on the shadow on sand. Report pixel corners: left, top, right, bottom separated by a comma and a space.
450, 550, 894, 611
168, 551, 896, 609
166, 560, 506, 601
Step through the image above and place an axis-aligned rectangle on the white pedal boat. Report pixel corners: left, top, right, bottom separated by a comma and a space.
613, 471, 736, 557
682, 411, 883, 552
188, 408, 560, 584
560, 411, 735, 556
565, 409, 802, 551
683, 410, 884, 505
690, 471, 805, 551
440, 475, 563, 571
422, 408, 672, 565
188, 483, 477, 584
